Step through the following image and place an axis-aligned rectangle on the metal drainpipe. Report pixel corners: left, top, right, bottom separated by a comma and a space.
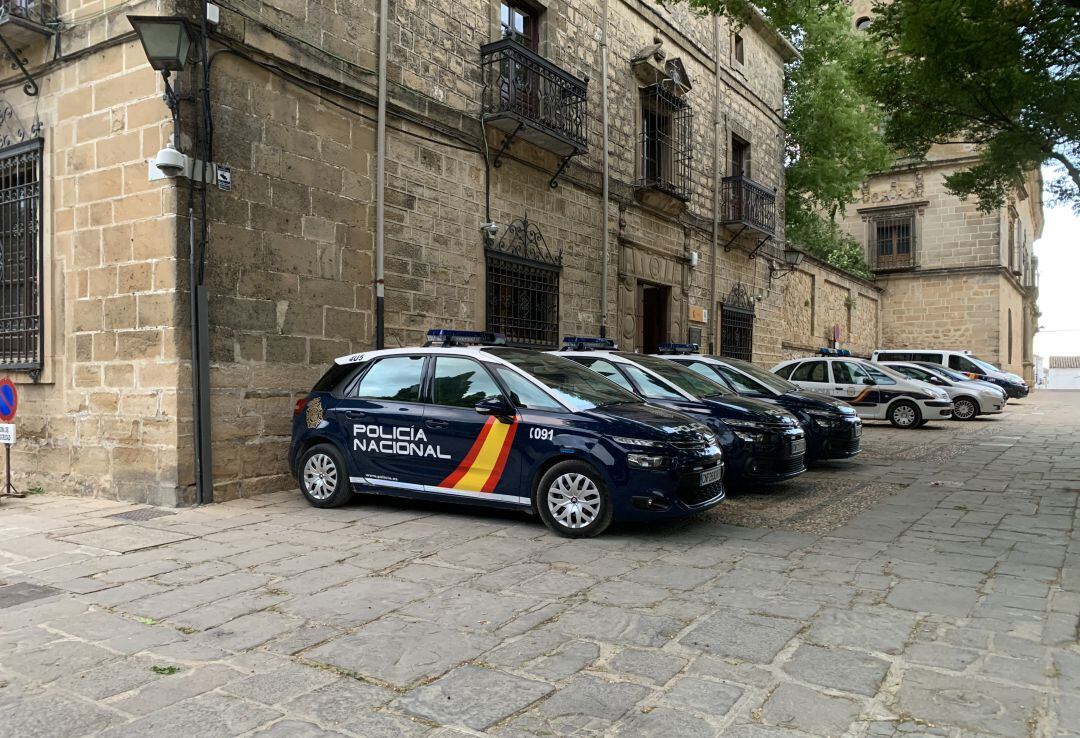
374, 0, 388, 349
709, 17, 722, 354
599, 0, 610, 338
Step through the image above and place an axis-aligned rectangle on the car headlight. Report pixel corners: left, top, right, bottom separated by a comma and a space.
626, 453, 668, 469
611, 436, 665, 449
806, 409, 843, 428
724, 419, 773, 444
732, 430, 768, 443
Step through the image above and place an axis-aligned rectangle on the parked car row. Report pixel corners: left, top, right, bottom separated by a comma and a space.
288, 330, 1020, 538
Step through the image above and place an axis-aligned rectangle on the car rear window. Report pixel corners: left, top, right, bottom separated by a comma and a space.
312, 362, 358, 393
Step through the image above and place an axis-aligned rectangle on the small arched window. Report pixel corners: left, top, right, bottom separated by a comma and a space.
855, 16, 871, 31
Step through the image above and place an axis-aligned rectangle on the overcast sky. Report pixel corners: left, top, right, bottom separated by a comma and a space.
1033, 172, 1080, 359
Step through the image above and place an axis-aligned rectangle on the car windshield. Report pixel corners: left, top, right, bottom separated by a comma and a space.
865, 362, 908, 382
969, 356, 1003, 374
712, 356, 797, 394
484, 348, 640, 411
615, 353, 733, 398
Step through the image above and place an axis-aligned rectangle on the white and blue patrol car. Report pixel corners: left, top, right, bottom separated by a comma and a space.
289, 330, 726, 537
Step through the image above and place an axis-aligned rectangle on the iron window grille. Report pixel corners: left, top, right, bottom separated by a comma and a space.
721, 175, 776, 235
871, 211, 915, 270
0, 138, 43, 372
486, 216, 561, 348
638, 84, 692, 201
720, 283, 754, 361
1, 0, 56, 25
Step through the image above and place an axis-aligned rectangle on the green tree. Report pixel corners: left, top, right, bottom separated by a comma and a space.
677, 0, 892, 272
865, 0, 1080, 211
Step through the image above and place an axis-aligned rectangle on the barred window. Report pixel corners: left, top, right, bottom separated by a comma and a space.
638, 84, 692, 201
0, 139, 43, 371
485, 216, 561, 348
871, 211, 915, 270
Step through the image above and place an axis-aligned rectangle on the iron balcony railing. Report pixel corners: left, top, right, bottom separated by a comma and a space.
0, 0, 56, 28
872, 250, 915, 271
480, 38, 588, 156
721, 175, 776, 235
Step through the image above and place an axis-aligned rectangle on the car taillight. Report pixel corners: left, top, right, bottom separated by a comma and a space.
294, 397, 308, 416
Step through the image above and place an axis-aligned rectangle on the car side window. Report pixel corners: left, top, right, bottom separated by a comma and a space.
950, 355, 979, 373
915, 353, 942, 363
774, 363, 798, 379
862, 364, 897, 385
791, 360, 827, 383
835, 361, 870, 384
432, 357, 504, 408
494, 367, 563, 412
575, 358, 635, 392
621, 365, 683, 400
713, 365, 768, 396
353, 356, 425, 401
683, 361, 732, 388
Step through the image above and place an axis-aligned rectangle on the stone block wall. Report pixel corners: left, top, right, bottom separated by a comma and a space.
778, 252, 882, 360
1, 0, 187, 503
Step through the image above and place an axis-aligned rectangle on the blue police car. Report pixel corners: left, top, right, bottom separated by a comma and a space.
552, 338, 807, 485
289, 330, 725, 537
656, 347, 862, 461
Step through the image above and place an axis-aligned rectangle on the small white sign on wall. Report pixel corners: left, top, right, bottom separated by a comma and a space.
0, 423, 16, 445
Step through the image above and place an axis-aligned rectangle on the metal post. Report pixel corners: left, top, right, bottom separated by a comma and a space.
599, 0, 610, 338
374, 0, 388, 349
709, 17, 722, 354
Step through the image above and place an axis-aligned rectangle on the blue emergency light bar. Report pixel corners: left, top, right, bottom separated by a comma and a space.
560, 336, 617, 351
425, 329, 507, 347
657, 343, 700, 355
817, 348, 851, 356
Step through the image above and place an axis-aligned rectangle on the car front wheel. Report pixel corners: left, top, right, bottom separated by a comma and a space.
952, 397, 978, 420
536, 460, 613, 538
299, 443, 353, 508
888, 400, 922, 428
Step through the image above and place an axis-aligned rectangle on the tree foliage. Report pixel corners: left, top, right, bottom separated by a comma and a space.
675, 0, 892, 273
865, 0, 1080, 211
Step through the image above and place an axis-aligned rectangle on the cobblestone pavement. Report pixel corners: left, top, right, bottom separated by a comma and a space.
1, 393, 1078, 737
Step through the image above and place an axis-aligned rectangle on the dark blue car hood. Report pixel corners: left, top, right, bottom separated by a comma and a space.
780, 390, 853, 413
582, 401, 706, 440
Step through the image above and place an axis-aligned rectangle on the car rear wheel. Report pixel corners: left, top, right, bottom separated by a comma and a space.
536, 460, 613, 538
888, 400, 921, 428
299, 443, 353, 508
952, 396, 978, 420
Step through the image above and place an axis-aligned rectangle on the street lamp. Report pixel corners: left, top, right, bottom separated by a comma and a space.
768, 245, 805, 283
127, 15, 194, 72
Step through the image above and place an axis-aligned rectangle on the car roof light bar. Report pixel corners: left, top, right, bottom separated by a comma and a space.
425, 329, 507, 347
560, 336, 617, 351
657, 343, 699, 355
817, 348, 851, 356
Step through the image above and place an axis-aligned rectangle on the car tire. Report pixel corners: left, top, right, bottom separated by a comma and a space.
298, 443, 352, 508
535, 460, 613, 538
952, 396, 979, 420
888, 400, 921, 428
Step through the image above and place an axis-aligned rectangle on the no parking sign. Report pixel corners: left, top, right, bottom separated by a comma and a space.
0, 378, 21, 502
0, 378, 17, 424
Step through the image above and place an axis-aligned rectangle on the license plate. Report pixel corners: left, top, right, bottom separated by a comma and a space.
699, 465, 723, 486
853, 424, 862, 438
789, 438, 806, 455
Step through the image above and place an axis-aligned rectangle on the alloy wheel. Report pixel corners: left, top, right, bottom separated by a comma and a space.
893, 404, 917, 427
303, 453, 339, 500
954, 399, 976, 420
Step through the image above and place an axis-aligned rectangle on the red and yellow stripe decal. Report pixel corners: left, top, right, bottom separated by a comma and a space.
439, 417, 518, 493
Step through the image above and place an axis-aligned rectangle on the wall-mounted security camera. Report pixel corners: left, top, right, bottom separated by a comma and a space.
154, 144, 187, 177
480, 221, 499, 236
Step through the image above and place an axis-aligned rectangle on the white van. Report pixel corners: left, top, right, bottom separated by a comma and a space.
772, 355, 954, 428
870, 349, 1028, 398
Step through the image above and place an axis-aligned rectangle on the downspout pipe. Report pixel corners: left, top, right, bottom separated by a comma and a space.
599, 0, 610, 338
374, 0, 388, 349
709, 16, 721, 354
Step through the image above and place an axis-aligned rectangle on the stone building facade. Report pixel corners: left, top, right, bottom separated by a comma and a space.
843, 2, 1043, 382
2, 0, 875, 505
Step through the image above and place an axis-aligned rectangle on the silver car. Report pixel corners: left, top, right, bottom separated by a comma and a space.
880, 362, 1005, 421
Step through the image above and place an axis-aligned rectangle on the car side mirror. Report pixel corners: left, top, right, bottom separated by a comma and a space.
929, 377, 945, 385
475, 396, 512, 417
862, 378, 875, 385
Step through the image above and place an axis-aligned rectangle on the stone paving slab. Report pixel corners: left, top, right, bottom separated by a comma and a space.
0, 392, 1078, 736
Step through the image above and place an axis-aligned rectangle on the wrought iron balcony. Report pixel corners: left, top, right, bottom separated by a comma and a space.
871, 250, 916, 271
721, 175, 776, 236
0, 0, 57, 44
480, 38, 588, 181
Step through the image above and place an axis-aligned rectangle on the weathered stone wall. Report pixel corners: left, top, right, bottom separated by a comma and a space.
1, 0, 187, 503
778, 252, 882, 360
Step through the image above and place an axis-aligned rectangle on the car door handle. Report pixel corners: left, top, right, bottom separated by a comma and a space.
342, 410, 368, 419
425, 419, 449, 429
